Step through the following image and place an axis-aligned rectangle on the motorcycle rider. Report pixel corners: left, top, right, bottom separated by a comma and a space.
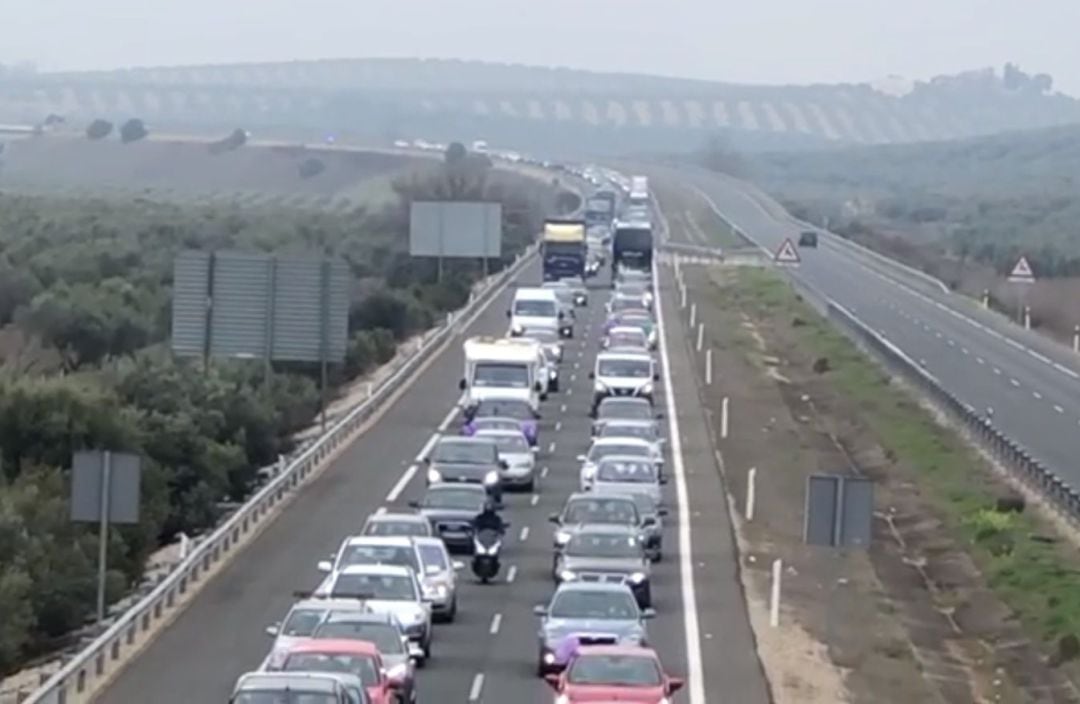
472, 499, 507, 535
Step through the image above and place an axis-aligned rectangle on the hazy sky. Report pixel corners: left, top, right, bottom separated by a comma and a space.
6, 0, 1080, 95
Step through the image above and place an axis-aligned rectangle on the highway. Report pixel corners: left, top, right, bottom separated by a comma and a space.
659, 166, 1080, 488
95, 244, 770, 702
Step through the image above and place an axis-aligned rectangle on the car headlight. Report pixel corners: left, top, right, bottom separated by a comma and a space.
648, 330, 657, 343
555, 530, 571, 545
544, 651, 557, 664
594, 381, 607, 393
558, 569, 577, 582
426, 469, 442, 483
549, 369, 558, 380
640, 383, 654, 395
386, 662, 408, 680
483, 470, 499, 485
628, 571, 646, 584
407, 609, 426, 623
556, 696, 570, 704
423, 583, 449, 599
511, 323, 524, 335
619, 632, 643, 645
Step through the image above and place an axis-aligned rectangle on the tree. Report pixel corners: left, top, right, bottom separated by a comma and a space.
119, 118, 148, 144
86, 119, 113, 140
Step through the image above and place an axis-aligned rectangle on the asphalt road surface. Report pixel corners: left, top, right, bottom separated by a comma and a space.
96, 248, 769, 702
662, 166, 1080, 488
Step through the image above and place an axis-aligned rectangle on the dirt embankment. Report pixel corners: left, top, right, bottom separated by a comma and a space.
676, 260, 1080, 703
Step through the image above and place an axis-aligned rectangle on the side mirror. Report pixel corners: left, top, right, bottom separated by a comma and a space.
407, 500, 421, 508
531, 446, 539, 454
653, 373, 660, 381
540, 392, 548, 401
535, 382, 544, 392
668, 677, 685, 694
459, 379, 467, 391
543, 673, 561, 690
587, 371, 595, 379
558, 311, 565, 320
576, 454, 587, 462
452, 560, 465, 570
533, 604, 548, 616
655, 412, 664, 419
317, 560, 333, 573
506, 310, 512, 318
642, 517, 657, 527
499, 460, 509, 470
407, 642, 424, 659
659, 476, 669, 485
265, 623, 280, 637
658, 508, 669, 517
642, 607, 657, 619
548, 513, 560, 524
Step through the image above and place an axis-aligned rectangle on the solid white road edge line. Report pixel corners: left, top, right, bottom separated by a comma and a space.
654, 255, 706, 702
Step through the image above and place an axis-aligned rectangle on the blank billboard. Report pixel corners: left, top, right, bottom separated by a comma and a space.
409, 201, 502, 258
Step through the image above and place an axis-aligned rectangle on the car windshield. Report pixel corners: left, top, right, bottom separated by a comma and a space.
416, 543, 449, 571
596, 461, 656, 483
473, 418, 520, 432
473, 363, 529, 388
475, 401, 532, 420
609, 332, 646, 348
280, 608, 327, 637
314, 620, 404, 654
483, 434, 528, 453
330, 573, 416, 601
550, 590, 639, 620
600, 424, 656, 442
589, 444, 649, 462
617, 284, 648, 296
423, 488, 486, 510
620, 316, 652, 329
233, 692, 339, 704
598, 401, 653, 421
363, 520, 429, 538
563, 498, 639, 525
567, 654, 662, 686
597, 359, 651, 378
610, 298, 642, 313
282, 652, 379, 686
432, 440, 495, 464
514, 299, 556, 316
566, 533, 642, 558
337, 545, 419, 572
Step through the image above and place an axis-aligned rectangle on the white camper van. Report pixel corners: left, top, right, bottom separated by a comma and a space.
508, 287, 572, 338
461, 337, 547, 411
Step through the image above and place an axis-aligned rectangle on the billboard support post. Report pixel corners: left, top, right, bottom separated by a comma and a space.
95, 450, 111, 624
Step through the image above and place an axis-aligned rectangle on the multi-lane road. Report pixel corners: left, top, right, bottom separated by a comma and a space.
660, 165, 1080, 488
95, 244, 770, 701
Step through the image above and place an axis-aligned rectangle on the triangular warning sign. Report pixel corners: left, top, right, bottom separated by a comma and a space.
1008, 256, 1035, 282
774, 238, 801, 266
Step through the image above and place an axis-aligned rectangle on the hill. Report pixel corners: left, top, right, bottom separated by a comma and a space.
1, 59, 1078, 155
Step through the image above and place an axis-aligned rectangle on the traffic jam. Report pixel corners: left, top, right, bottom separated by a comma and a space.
228, 175, 686, 703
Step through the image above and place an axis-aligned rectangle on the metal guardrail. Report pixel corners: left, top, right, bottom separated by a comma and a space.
827, 300, 1080, 520
21, 244, 538, 704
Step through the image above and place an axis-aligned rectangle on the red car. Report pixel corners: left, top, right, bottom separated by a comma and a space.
543, 645, 684, 703
275, 638, 398, 704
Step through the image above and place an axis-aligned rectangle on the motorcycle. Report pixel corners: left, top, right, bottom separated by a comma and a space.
471, 527, 507, 584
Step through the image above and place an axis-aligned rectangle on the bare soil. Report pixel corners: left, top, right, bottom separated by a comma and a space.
678, 261, 1080, 703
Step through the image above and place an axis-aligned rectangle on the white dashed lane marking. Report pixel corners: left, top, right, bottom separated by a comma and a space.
1054, 405, 1064, 414
506, 565, 517, 583
519, 526, 529, 541
489, 613, 502, 635
1010, 378, 1021, 387
1033, 391, 1042, 400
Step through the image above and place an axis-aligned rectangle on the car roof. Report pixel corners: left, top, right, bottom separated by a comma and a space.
572, 644, 660, 658
575, 523, 640, 537
337, 563, 414, 577
235, 671, 344, 692
595, 454, 656, 465
600, 396, 651, 406
555, 580, 636, 594
366, 513, 426, 523
608, 326, 647, 336
472, 416, 522, 426
426, 483, 488, 495
322, 610, 401, 627
597, 351, 651, 362
601, 419, 656, 429
566, 491, 636, 504
437, 435, 496, 446
476, 428, 528, 440
290, 598, 374, 613
592, 437, 652, 447
514, 288, 558, 300
287, 638, 381, 657
343, 535, 417, 548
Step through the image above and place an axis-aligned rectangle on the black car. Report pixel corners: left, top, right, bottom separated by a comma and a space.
410, 484, 490, 553
424, 436, 506, 502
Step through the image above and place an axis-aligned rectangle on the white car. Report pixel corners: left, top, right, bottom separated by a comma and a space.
596, 419, 665, 458
317, 563, 434, 661
578, 437, 663, 491
476, 427, 538, 491
602, 326, 651, 353
589, 455, 665, 506
316, 535, 464, 623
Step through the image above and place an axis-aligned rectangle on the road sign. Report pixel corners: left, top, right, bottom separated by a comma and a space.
804, 474, 873, 548
1008, 256, 1035, 284
774, 238, 801, 266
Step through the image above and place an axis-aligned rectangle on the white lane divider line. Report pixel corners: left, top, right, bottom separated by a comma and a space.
540, 466, 549, 478
560, 404, 568, 413
530, 494, 539, 506
1054, 405, 1064, 414
437, 406, 459, 432
1029, 349, 1053, 365
570, 374, 577, 383
1010, 378, 1021, 387
993, 368, 1002, 375
548, 441, 557, 453
519, 526, 530, 541
555, 421, 562, 432
385, 465, 418, 503
506, 565, 517, 583
960, 347, 968, 355
935, 331, 943, 339
489, 613, 502, 635
415, 433, 440, 463
976, 357, 985, 365
468, 673, 485, 701
947, 339, 955, 347
1033, 391, 1043, 400
566, 388, 573, 396
375, 506, 387, 515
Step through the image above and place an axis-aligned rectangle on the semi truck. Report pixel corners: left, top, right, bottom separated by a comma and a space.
584, 190, 618, 229
611, 219, 654, 274
541, 219, 587, 281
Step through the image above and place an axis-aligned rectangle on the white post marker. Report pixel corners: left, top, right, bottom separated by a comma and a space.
721, 397, 730, 439
705, 349, 713, 385
680, 285, 687, 309
689, 303, 696, 328
1024, 306, 1031, 330
773, 238, 801, 267
770, 559, 782, 627
178, 532, 191, 560
1073, 325, 1079, 354
696, 323, 704, 352
746, 467, 757, 521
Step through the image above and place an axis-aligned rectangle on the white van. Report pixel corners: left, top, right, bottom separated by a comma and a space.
508, 288, 571, 338
461, 337, 547, 411
589, 350, 658, 415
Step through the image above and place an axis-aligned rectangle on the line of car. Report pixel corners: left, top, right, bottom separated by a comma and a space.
226, 261, 684, 702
